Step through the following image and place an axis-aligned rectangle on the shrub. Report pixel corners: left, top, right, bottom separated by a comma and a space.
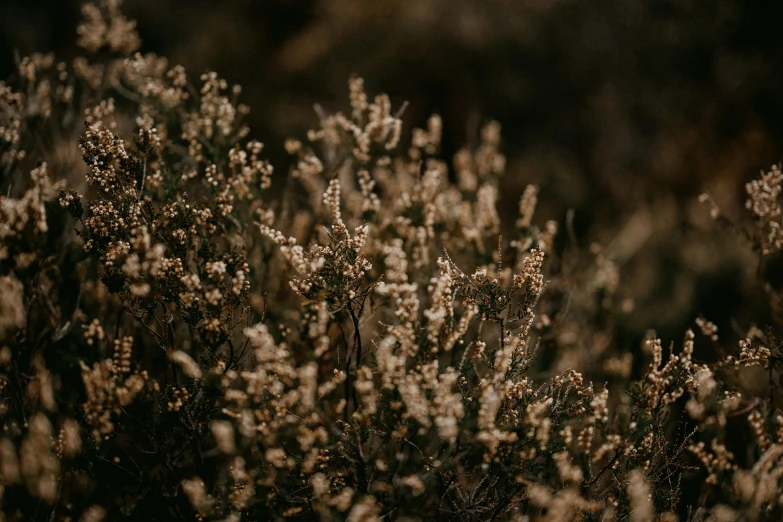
2, 1, 783, 520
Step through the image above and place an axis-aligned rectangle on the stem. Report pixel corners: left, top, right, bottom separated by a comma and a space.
349, 305, 363, 369
336, 318, 351, 422
583, 451, 620, 488
137, 155, 147, 203
349, 305, 363, 416
225, 338, 235, 373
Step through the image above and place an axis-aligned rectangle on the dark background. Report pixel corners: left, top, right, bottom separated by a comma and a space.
3, 0, 783, 342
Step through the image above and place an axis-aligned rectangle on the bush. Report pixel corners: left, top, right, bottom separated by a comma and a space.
2, 1, 783, 520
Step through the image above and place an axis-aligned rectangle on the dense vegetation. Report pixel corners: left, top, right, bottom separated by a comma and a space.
2, 1, 783, 520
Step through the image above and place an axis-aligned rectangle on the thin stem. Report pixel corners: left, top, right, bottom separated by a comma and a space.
137, 154, 147, 203
349, 304, 363, 416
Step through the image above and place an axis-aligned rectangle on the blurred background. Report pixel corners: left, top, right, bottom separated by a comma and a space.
3, 0, 783, 346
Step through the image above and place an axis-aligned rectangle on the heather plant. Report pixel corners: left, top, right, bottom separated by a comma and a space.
2, 1, 783, 521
